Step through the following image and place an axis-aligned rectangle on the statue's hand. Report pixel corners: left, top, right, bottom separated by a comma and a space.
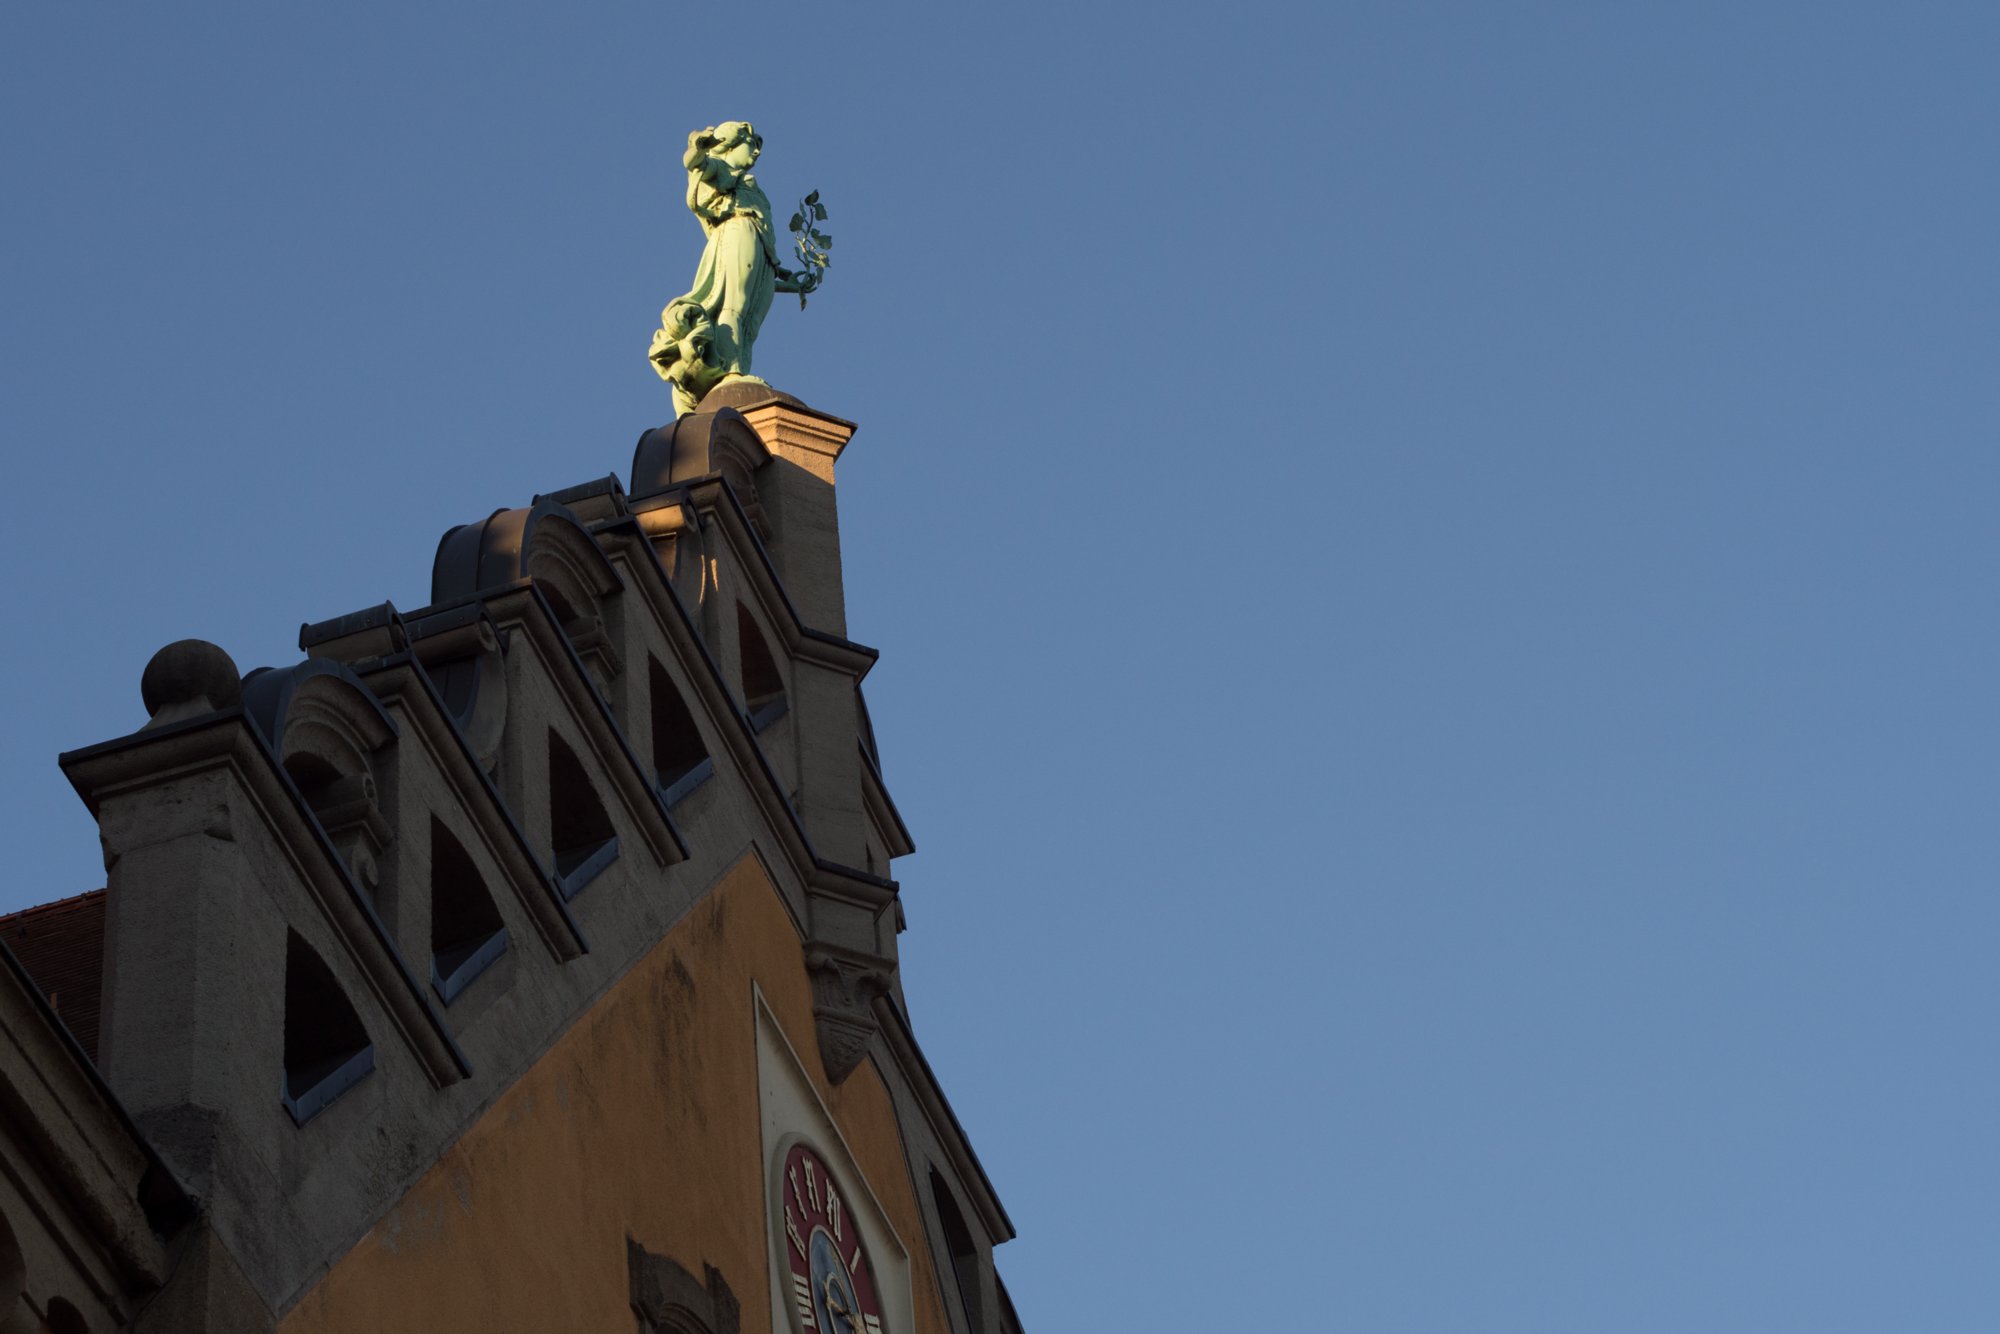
780, 267, 820, 295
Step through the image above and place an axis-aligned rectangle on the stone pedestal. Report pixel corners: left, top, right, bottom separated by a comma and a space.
700, 382, 858, 637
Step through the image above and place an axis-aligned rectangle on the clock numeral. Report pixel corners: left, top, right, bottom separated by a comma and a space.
863, 1317, 884, 1334
827, 1184, 842, 1240
790, 1165, 806, 1215
785, 1208, 808, 1260
806, 1159, 821, 1211
850, 1245, 862, 1275
792, 1273, 817, 1329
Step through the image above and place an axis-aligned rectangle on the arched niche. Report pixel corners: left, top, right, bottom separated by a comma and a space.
929, 1167, 983, 1330
736, 602, 787, 734
242, 660, 397, 897
432, 498, 626, 692
428, 817, 507, 1005
548, 731, 619, 900
649, 658, 714, 807
629, 407, 771, 537
282, 930, 373, 1126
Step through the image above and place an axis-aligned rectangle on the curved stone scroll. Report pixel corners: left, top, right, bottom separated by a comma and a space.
242, 659, 398, 892
630, 407, 771, 537
433, 497, 626, 686
433, 497, 621, 609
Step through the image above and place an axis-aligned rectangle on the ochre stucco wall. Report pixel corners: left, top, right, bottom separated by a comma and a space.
280, 854, 950, 1334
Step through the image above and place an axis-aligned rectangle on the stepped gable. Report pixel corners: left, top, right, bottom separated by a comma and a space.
27, 386, 1022, 1332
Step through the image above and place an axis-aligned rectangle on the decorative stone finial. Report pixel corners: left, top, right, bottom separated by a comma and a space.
140, 639, 242, 728
648, 121, 832, 417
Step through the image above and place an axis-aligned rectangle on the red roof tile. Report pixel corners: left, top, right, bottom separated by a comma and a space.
0, 890, 106, 1063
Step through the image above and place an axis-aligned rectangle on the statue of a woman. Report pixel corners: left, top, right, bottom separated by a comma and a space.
649, 121, 814, 415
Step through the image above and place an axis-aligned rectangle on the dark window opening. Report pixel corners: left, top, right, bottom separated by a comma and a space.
0, 1208, 25, 1319
283, 931, 373, 1126
44, 1296, 88, 1334
930, 1167, 984, 1329
429, 818, 508, 1004
549, 730, 619, 898
737, 603, 787, 733
650, 657, 714, 806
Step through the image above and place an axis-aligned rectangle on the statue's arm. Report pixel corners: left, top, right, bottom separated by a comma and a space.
767, 232, 809, 292
682, 127, 715, 172
685, 156, 739, 222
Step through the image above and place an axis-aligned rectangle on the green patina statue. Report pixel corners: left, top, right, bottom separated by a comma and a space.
649, 122, 830, 416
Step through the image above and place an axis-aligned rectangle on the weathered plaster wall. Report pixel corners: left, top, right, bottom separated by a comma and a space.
280, 852, 951, 1334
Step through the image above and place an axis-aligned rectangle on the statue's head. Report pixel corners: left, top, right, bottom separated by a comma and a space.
711, 121, 762, 170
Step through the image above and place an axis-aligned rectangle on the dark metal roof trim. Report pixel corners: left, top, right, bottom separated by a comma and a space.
536, 473, 628, 510
299, 600, 408, 654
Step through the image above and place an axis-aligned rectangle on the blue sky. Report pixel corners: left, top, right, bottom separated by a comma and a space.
4, 3, 1998, 1330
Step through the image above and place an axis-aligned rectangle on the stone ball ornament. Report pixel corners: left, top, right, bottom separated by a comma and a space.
140, 638, 243, 724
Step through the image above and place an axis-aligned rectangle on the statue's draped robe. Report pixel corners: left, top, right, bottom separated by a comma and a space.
681, 166, 783, 376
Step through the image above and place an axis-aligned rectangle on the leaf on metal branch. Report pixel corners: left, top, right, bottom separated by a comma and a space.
789, 212, 804, 231
804, 189, 820, 205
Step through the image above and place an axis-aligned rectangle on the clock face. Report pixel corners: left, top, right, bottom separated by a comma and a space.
778, 1141, 885, 1334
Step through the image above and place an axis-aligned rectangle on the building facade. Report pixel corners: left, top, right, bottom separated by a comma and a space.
0, 384, 1024, 1333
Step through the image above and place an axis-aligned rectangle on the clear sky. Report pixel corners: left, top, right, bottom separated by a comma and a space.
4, 4, 1997, 1330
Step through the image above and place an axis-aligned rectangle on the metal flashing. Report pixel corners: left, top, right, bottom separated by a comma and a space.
554, 837, 620, 901
431, 927, 509, 1005
535, 473, 628, 510
660, 756, 717, 808
281, 1045, 375, 1127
